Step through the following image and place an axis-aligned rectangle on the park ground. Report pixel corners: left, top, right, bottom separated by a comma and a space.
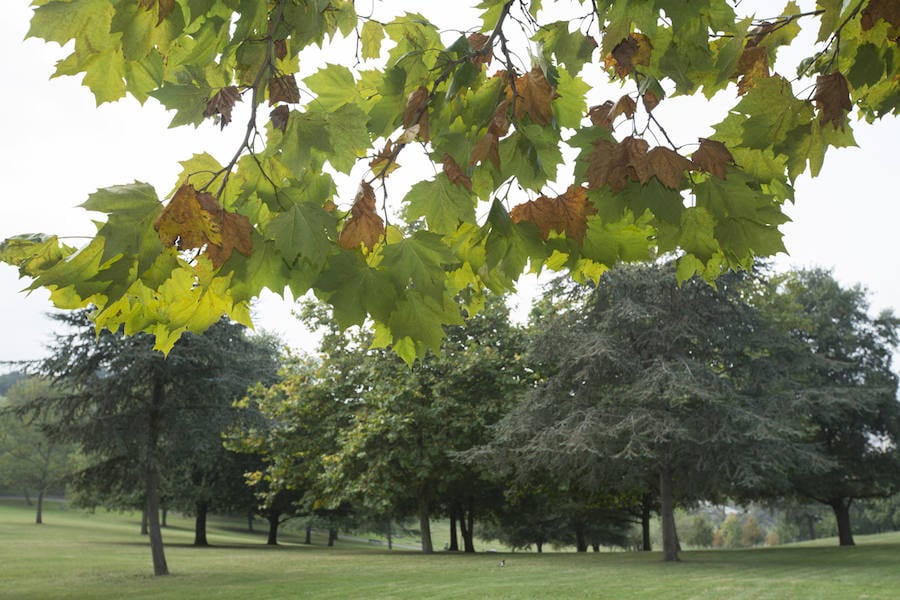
1, 499, 899, 599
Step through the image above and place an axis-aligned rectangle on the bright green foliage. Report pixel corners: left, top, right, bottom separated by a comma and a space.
4, 0, 900, 361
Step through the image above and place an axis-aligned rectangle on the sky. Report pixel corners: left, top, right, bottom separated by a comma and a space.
2, 0, 899, 368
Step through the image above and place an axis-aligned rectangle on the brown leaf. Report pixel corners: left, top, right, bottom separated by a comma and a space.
274, 39, 288, 61
154, 184, 221, 251
508, 67, 559, 125
605, 33, 652, 79
691, 138, 733, 179
510, 186, 595, 242
586, 137, 647, 193
468, 32, 492, 66
203, 86, 242, 129
861, 0, 900, 30
488, 100, 510, 136
610, 94, 637, 120
588, 101, 615, 130
735, 45, 770, 95
206, 211, 253, 268
640, 147, 693, 188
469, 132, 500, 169
339, 182, 385, 251
642, 89, 661, 113
442, 153, 473, 192
268, 74, 300, 106
370, 140, 401, 177
270, 104, 290, 132
402, 86, 430, 141
139, 0, 174, 26
813, 72, 852, 128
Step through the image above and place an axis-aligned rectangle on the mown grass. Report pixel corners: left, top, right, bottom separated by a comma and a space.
2, 499, 899, 599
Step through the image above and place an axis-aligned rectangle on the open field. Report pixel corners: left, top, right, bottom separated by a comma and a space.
2, 500, 899, 599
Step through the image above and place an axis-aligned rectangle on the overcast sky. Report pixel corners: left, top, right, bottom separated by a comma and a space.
2, 0, 899, 368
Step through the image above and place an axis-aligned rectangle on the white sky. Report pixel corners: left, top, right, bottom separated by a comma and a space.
1, 0, 899, 368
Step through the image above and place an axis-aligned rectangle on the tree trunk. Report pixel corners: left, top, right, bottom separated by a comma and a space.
592, 543, 600, 552
146, 378, 169, 576
574, 521, 588, 552
448, 509, 459, 551
305, 524, 312, 545
641, 499, 653, 552
464, 501, 475, 553
659, 465, 679, 562
385, 518, 393, 550
328, 528, 338, 547
418, 487, 434, 554
267, 512, 280, 545
194, 501, 209, 546
35, 489, 45, 524
247, 510, 254, 532
830, 499, 856, 547
141, 508, 149, 535
805, 513, 817, 541
161, 508, 168, 528
536, 540, 543, 553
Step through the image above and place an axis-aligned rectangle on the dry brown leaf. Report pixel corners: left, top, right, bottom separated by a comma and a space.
268, 74, 300, 105
861, 0, 900, 30
203, 86, 242, 129
642, 89, 662, 113
510, 186, 595, 242
587, 138, 639, 193
813, 72, 852, 128
610, 94, 637, 120
468, 32, 492, 66
442, 153, 473, 192
605, 33, 652, 79
588, 101, 615, 129
154, 184, 220, 251
691, 138, 733, 179
489, 100, 510, 136
402, 86, 431, 141
339, 182, 385, 251
507, 68, 559, 125
206, 211, 253, 268
274, 39, 288, 61
370, 140, 401, 177
642, 147, 693, 188
735, 45, 770, 95
270, 104, 290, 132
469, 132, 500, 169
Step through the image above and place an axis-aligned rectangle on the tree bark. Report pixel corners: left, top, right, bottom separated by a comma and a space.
574, 521, 588, 552
141, 508, 149, 535
267, 512, 280, 545
641, 495, 653, 552
194, 501, 209, 546
592, 543, 600, 552
305, 524, 312, 545
247, 510, 254, 532
146, 378, 169, 576
418, 486, 433, 554
161, 508, 168, 528
385, 518, 393, 550
463, 501, 475, 553
659, 465, 679, 562
35, 489, 45, 525
448, 509, 459, 551
536, 540, 543, 553
830, 499, 856, 546
328, 528, 338, 547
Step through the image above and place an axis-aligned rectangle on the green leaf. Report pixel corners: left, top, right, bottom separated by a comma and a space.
360, 20, 385, 60
305, 64, 360, 111
150, 83, 211, 127
265, 197, 336, 266
403, 174, 477, 234
382, 232, 458, 300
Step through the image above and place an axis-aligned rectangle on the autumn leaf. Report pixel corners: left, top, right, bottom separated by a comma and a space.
489, 100, 510, 136
639, 147, 693, 188
861, 0, 900, 30
588, 101, 615, 129
339, 181, 385, 251
402, 86, 430, 141
270, 104, 289, 132
469, 132, 500, 169
611, 94, 637, 120
468, 32, 492, 66
605, 33, 652, 79
813, 72, 852, 128
642, 89, 661, 112
154, 184, 221, 251
442, 153, 473, 192
510, 185, 595, 242
691, 138, 734, 179
274, 39, 288, 60
138, 0, 174, 26
587, 138, 639, 193
206, 211, 253, 268
269, 74, 300, 105
507, 67, 558, 125
203, 86, 242, 129
370, 140, 401, 177
735, 45, 769, 95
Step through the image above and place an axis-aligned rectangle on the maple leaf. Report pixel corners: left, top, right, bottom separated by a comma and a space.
489, 100, 510, 136
268, 74, 300, 105
639, 147, 694, 188
587, 138, 637, 193
442, 153, 473, 192
274, 39, 288, 60
339, 182, 385, 251
154, 184, 220, 251
270, 104, 289, 132
611, 94, 637, 120
691, 138, 734, 179
370, 140, 401, 177
588, 101, 615, 129
507, 68, 559, 125
203, 86, 242, 130
861, 0, 900, 30
813, 72, 852, 128
510, 185, 595, 242
605, 33, 652, 79
138, 0, 174, 26
467, 32, 492, 66
735, 45, 770, 95
469, 132, 501, 169
206, 211, 253, 268
642, 89, 661, 112
402, 86, 430, 142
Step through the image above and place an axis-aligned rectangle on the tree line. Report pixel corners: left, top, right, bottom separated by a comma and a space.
2, 263, 899, 572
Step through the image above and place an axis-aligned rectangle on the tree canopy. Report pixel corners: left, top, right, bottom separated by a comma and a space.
2, 1, 899, 361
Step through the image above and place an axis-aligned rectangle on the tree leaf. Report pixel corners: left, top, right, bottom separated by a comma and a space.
339, 182, 384, 251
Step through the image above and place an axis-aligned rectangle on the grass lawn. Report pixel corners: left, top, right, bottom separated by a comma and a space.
2, 500, 899, 599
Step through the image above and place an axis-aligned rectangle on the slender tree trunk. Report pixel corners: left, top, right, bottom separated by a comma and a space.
141, 508, 149, 535
805, 513, 817, 541
194, 501, 209, 546
328, 528, 338, 547
574, 521, 588, 552
830, 499, 856, 547
146, 378, 169, 576
161, 508, 168, 528
536, 540, 543, 553
267, 512, 280, 545
464, 501, 475, 553
448, 508, 459, 551
659, 465, 679, 562
305, 524, 312, 545
35, 489, 45, 524
247, 510, 254, 532
592, 543, 600, 552
385, 518, 393, 550
418, 485, 434, 554
641, 497, 653, 552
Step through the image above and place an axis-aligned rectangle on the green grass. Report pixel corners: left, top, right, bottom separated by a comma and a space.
2, 500, 899, 599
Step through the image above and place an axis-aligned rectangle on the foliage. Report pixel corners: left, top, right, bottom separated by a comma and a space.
4, 1, 900, 362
